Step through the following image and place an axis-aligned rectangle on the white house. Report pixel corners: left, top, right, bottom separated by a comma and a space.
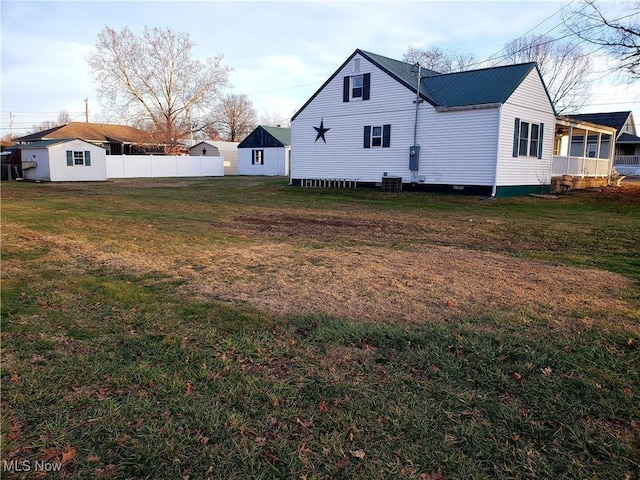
291, 49, 558, 196
189, 140, 239, 175
20, 138, 107, 182
237, 126, 291, 176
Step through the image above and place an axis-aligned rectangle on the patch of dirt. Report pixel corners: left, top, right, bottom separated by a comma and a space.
3, 221, 637, 333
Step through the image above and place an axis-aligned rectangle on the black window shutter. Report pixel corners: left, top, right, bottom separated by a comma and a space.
382, 124, 391, 147
343, 76, 350, 103
364, 126, 371, 148
537, 123, 544, 159
363, 73, 371, 101
252, 150, 255, 165
513, 118, 520, 157
66, 150, 73, 166
84, 151, 91, 166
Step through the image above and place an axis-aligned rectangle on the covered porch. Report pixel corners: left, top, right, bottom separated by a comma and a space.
552, 116, 617, 180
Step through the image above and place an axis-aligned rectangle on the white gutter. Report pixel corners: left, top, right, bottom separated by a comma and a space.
437, 103, 502, 113
491, 104, 503, 197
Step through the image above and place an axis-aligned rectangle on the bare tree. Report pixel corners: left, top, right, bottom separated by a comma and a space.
498, 34, 593, 114
28, 110, 71, 134
258, 111, 290, 128
563, 0, 640, 81
86, 26, 231, 152
208, 93, 257, 142
403, 46, 477, 73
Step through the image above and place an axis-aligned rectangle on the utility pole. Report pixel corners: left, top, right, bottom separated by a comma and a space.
9, 112, 14, 138
84, 98, 89, 123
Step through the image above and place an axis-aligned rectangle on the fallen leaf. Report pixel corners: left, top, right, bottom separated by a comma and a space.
185, 381, 195, 394
628, 338, 637, 349
86, 454, 101, 463
350, 449, 366, 459
296, 418, 313, 429
41, 447, 59, 462
510, 371, 522, 380
299, 443, 312, 454
61, 445, 77, 465
318, 401, 328, 412
541, 367, 553, 377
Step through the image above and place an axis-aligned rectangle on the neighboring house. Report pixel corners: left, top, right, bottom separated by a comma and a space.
20, 139, 107, 182
189, 140, 239, 175
291, 48, 558, 196
566, 111, 639, 175
237, 126, 291, 176
13, 122, 163, 155
568, 111, 639, 155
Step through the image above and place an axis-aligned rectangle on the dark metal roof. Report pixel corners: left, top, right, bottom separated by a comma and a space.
568, 111, 632, 136
422, 62, 537, 107
291, 48, 553, 121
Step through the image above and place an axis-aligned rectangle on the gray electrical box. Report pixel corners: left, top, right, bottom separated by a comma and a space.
409, 145, 420, 171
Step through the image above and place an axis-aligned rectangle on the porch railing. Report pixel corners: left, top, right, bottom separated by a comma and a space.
613, 155, 640, 166
551, 156, 611, 178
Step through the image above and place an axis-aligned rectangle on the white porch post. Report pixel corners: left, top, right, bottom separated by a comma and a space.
608, 133, 615, 184
581, 128, 589, 177
567, 126, 573, 174
595, 132, 602, 177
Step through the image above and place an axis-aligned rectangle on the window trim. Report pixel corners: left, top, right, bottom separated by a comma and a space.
343, 73, 370, 102
252, 149, 264, 165
512, 118, 544, 159
66, 150, 92, 166
364, 124, 391, 148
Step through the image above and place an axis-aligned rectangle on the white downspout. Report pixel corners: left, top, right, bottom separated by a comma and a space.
491, 104, 503, 197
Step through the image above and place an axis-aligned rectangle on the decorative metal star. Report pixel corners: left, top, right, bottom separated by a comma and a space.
313, 118, 330, 143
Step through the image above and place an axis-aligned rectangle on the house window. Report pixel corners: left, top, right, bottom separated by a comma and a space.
513, 118, 544, 159
66, 150, 92, 166
364, 125, 391, 148
352, 75, 363, 98
252, 149, 264, 165
343, 73, 370, 102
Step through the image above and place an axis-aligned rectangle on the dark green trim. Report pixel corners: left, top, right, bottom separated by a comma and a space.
495, 184, 550, 197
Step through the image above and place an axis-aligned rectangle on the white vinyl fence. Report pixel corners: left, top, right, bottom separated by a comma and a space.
106, 155, 224, 179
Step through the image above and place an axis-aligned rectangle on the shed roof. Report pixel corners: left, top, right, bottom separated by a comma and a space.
20, 138, 107, 150
238, 126, 291, 148
261, 126, 291, 145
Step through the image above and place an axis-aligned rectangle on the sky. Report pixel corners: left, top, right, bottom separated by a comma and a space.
1, 0, 639, 138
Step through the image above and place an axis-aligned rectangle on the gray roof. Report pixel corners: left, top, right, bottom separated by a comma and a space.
618, 132, 640, 143
567, 111, 632, 137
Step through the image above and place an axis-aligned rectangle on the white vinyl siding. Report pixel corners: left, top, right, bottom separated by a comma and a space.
238, 146, 290, 176
497, 69, 556, 186
22, 139, 107, 182
292, 54, 422, 182
419, 108, 499, 185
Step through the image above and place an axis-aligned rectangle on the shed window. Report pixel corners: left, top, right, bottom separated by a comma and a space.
252, 149, 264, 165
66, 150, 91, 166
